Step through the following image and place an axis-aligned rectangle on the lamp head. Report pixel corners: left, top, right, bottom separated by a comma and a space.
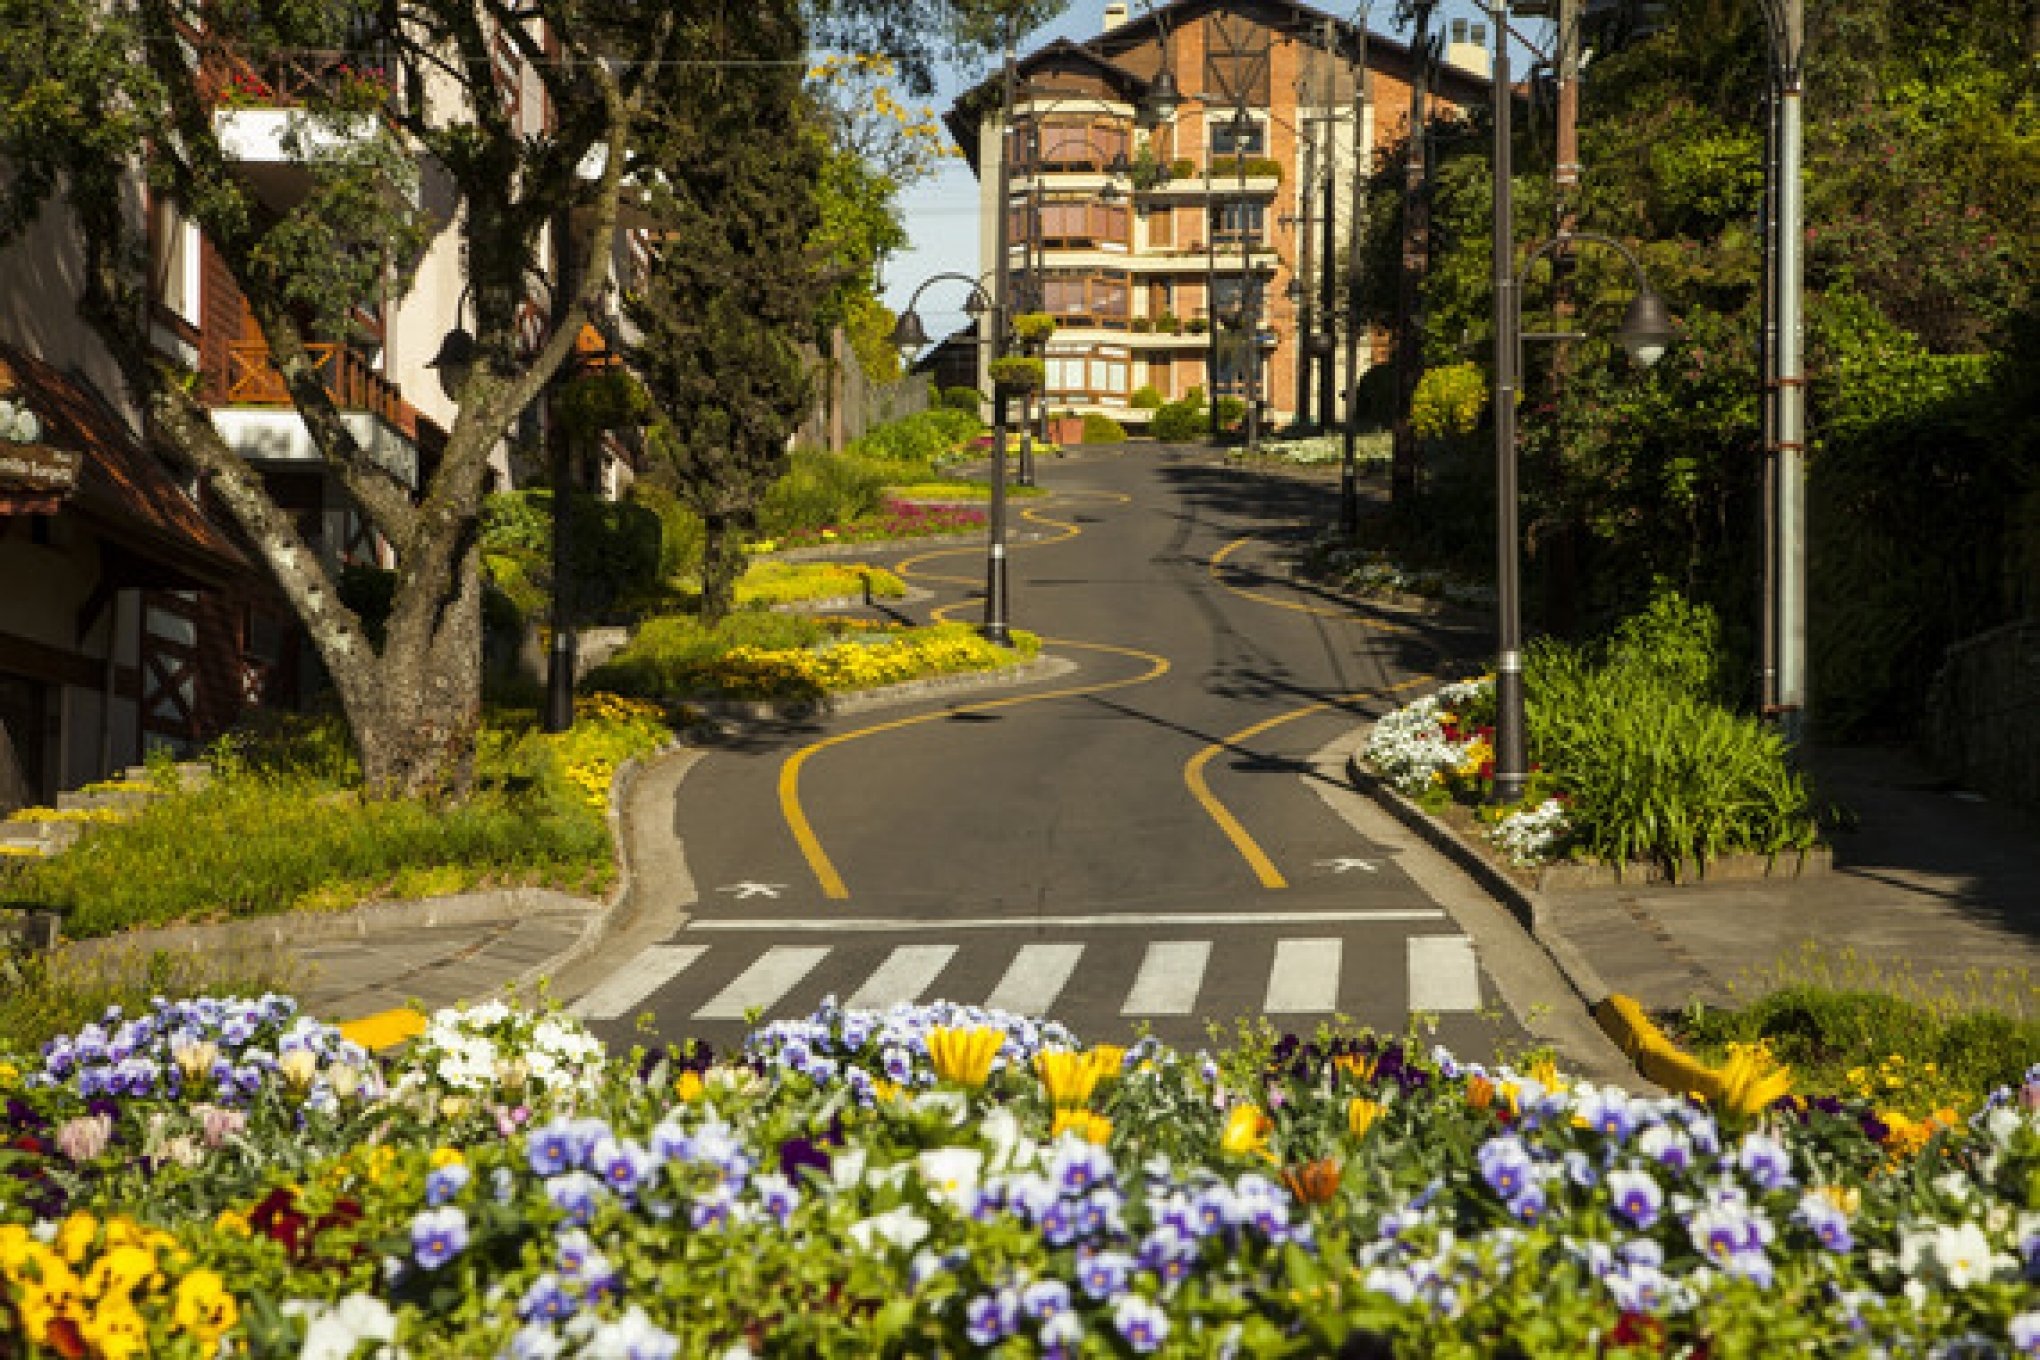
426, 326, 479, 400
1139, 69, 1181, 125
1616, 289, 1674, 367
889, 309, 931, 352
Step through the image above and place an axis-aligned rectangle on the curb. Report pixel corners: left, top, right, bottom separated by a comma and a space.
679, 654, 1077, 727
1344, 751, 1615, 1013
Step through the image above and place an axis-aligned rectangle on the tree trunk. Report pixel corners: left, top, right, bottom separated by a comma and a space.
348, 544, 486, 798
699, 512, 741, 624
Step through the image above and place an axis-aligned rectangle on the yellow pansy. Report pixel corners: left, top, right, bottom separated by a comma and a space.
429, 1146, 466, 1169
675, 1070, 705, 1102
172, 1267, 239, 1346
0, 1059, 19, 1090
926, 1026, 1004, 1088
83, 1245, 158, 1302
55, 1211, 99, 1264
214, 1208, 252, 1238
81, 1296, 151, 1359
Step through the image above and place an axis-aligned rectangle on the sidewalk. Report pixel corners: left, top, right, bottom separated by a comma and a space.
1359, 740, 2040, 1035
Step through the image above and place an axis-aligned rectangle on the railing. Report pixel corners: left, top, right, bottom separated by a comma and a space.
219, 342, 414, 436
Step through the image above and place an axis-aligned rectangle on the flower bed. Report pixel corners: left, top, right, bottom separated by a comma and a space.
2, 998, 2036, 1357
750, 499, 987, 553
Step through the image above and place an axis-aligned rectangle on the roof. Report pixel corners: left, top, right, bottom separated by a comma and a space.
946, 0, 1496, 177
0, 345, 253, 589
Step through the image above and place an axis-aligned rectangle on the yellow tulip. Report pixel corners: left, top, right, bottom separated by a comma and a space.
1087, 1045, 1128, 1081
1052, 1109, 1114, 1144
1035, 1050, 1101, 1109
1220, 1103, 1273, 1158
926, 1026, 1004, 1088
1710, 1045, 1793, 1118
1347, 1098, 1386, 1138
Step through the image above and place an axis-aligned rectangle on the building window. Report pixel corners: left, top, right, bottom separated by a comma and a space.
1209, 200, 1266, 243
149, 196, 201, 328
1209, 115, 1265, 158
1032, 119, 1129, 172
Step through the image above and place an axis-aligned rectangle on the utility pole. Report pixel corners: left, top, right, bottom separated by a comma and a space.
1390, 0, 1437, 504
1294, 41, 1319, 430
1766, 0, 1808, 745
1318, 16, 1343, 433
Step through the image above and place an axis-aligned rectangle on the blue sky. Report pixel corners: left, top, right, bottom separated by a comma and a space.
880, 0, 1543, 342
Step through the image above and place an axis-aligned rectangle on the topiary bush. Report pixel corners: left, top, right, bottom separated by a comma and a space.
1150, 394, 1210, 443
1080, 413, 1127, 443
941, 386, 983, 414
1130, 384, 1164, 410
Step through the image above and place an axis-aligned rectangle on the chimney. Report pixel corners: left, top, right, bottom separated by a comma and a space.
1446, 19, 1492, 77
1104, 2, 1129, 30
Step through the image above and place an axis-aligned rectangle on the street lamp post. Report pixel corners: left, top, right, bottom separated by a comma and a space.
1756, 0, 1807, 745
1338, 17, 1371, 538
1488, 9, 1674, 803
888, 273, 1006, 642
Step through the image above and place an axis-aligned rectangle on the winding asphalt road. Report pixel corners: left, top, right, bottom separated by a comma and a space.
569, 444, 1543, 1061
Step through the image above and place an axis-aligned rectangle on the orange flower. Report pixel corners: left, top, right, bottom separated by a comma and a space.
1281, 1158, 1343, 1204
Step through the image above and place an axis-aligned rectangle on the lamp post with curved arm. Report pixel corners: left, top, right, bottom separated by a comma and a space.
1489, 222, 1674, 803
889, 271, 1014, 644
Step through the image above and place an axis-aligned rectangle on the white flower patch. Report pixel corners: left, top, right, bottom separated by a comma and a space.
1490, 797, 1573, 867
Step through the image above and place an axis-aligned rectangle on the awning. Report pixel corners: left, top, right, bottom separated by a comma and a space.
0, 345, 253, 589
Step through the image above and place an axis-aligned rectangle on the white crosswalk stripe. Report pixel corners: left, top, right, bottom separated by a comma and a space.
846, 945, 957, 1009
1263, 938, 1342, 1014
1407, 935, 1482, 1013
985, 943, 1085, 1015
598, 934, 1489, 1026
570, 945, 708, 1020
694, 945, 830, 1020
1120, 940, 1213, 1016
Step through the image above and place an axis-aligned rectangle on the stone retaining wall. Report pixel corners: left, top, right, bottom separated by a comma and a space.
1925, 620, 2040, 815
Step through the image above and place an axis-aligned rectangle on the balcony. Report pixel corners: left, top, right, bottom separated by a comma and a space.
205, 51, 394, 210
209, 343, 420, 489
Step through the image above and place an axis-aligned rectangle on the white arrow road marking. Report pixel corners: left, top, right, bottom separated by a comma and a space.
1314, 857, 1379, 873
570, 945, 708, 1020
717, 882, 785, 899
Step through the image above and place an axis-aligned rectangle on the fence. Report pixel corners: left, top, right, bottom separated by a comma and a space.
1923, 619, 2040, 814
795, 327, 930, 451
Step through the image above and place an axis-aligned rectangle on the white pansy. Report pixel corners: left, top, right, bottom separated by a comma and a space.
848, 1206, 930, 1253
916, 1146, 985, 1208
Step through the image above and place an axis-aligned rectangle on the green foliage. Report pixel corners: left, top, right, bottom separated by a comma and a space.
1408, 362, 1487, 440
336, 564, 397, 647
1011, 312, 1057, 346
941, 386, 984, 413
0, 948, 295, 1055
554, 370, 652, 435
1213, 396, 1245, 433
759, 447, 892, 536
987, 355, 1044, 391
478, 492, 664, 621
1080, 412, 1127, 443
0, 707, 668, 937
1525, 595, 1819, 874
1129, 384, 1164, 410
1149, 388, 1210, 442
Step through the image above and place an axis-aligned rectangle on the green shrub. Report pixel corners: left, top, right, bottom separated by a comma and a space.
1130, 384, 1164, 410
759, 448, 891, 536
337, 564, 396, 646
1214, 396, 1245, 433
988, 356, 1044, 392
1525, 597, 1818, 872
0, 706, 669, 937
1410, 362, 1488, 439
1150, 391, 1209, 443
478, 491, 664, 619
627, 481, 706, 584
1080, 413, 1127, 443
0, 947, 296, 1054
941, 386, 983, 414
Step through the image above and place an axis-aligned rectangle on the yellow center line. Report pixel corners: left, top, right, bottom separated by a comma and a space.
1184, 675, 1439, 890
779, 639, 1172, 899
1208, 536, 1437, 630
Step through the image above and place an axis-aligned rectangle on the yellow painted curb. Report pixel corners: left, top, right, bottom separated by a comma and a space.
1592, 993, 1722, 1101
338, 1009, 426, 1053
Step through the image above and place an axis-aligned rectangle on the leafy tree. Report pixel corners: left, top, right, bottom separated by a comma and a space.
629, 1, 827, 623
0, 0, 661, 795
